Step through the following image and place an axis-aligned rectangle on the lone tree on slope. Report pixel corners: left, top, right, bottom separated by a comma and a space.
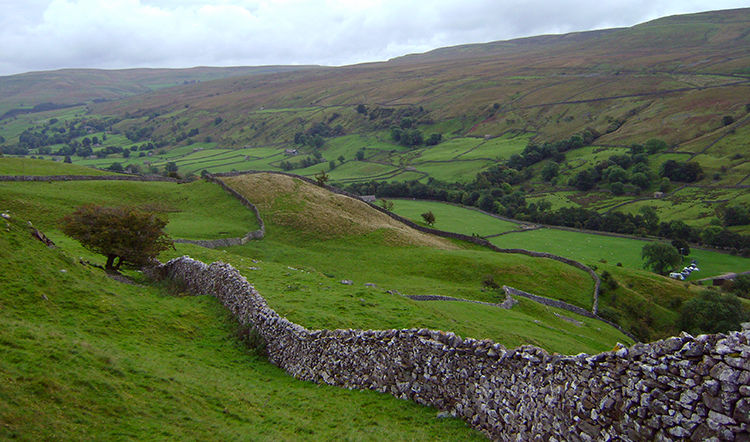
421, 211, 436, 227
61, 205, 173, 272
641, 242, 681, 275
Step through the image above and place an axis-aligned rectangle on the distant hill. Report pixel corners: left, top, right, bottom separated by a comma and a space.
75, 7, 750, 149
0, 65, 321, 115
2, 8, 749, 234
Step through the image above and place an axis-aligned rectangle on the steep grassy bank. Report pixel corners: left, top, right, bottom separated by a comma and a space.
0, 212, 484, 440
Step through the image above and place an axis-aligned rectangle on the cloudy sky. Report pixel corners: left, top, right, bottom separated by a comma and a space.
0, 0, 747, 76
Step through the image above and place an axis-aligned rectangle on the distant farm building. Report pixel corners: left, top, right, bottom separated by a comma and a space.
653, 192, 665, 198
361, 195, 377, 203
709, 271, 750, 286
284, 149, 298, 156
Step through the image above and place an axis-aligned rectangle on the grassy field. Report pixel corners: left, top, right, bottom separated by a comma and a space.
0, 178, 258, 241
491, 228, 750, 280
0, 217, 483, 440
0, 157, 114, 176
389, 199, 520, 236
385, 197, 747, 340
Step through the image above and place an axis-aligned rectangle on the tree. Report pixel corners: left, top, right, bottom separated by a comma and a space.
425, 133, 442, 146
679, 291, 748, 334
380, 199, 394, 211
641, 242, 681, 275
314, 169, 329, 186
645, 138, 667, 154
60, 205, 173, 271
671, 238, 690, 256
165, 162, 178, 173
730, 275, 750, 298
108, 162, 124, 173
541, 162, 559, 181
723, 204, 750, 226
421, 211, 436, 226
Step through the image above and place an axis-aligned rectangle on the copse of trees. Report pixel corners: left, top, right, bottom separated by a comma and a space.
293, 122, 344, 149
659, 160, 703, 183
506, 130, 598, 171
679, 291, 749, 335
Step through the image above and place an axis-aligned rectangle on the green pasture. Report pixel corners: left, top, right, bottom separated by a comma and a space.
491, 228, 750, 280
411, 159, 493, 183
0, 158, 113, 176
415, 138, 484, 162
326, 161, 400, 182
171, 242, 626, 355
0, 106, 88, 141
389, 199, 519, 237
526, 192, 580, 210
0, 179, 257, 241
0, 219, 482, 440
455, 133, 530, 160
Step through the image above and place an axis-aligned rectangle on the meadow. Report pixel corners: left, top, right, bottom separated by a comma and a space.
491, 228, 750, 281
0, 173, 258, 241
0, 217, 483, 440
389, 199, 520, 236
392, 196, 750, 282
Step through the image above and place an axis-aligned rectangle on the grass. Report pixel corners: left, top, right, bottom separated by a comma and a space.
388, 199, 520, 236
410, 159, 494, 183
490, 228, 750, 281
0, 178, 258, 241
218, 174, 619, 323
0, 157, 113, 176
0, 217, 483, 440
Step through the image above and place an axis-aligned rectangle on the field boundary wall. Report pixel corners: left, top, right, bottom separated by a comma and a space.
149, 255, 750, 441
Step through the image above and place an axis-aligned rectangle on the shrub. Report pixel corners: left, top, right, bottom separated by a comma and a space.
679, 291, 748, 334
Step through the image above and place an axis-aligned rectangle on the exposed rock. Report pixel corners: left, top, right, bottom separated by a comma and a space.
340, 279, 353, 285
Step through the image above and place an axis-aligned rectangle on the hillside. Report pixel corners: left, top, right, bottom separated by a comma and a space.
0, 65, 319, 116
2, 157, 746, 438
0, 215, 483, 440
0, 9, 747, 239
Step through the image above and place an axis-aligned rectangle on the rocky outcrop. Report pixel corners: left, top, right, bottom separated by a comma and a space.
149, 255, 750, 441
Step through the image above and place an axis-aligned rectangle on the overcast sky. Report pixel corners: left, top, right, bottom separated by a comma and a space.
0, 0, 747, 76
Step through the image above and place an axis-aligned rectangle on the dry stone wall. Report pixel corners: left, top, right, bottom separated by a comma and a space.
0, 174, 181, 182
173, 174, 265, 247
149, 255, 750, 441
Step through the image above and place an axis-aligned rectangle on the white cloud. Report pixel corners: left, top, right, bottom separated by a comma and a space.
0, 0, 747, 75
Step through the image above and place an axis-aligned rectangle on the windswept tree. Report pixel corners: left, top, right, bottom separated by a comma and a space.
61, 205, 173, 272
421, 211, 436, 227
